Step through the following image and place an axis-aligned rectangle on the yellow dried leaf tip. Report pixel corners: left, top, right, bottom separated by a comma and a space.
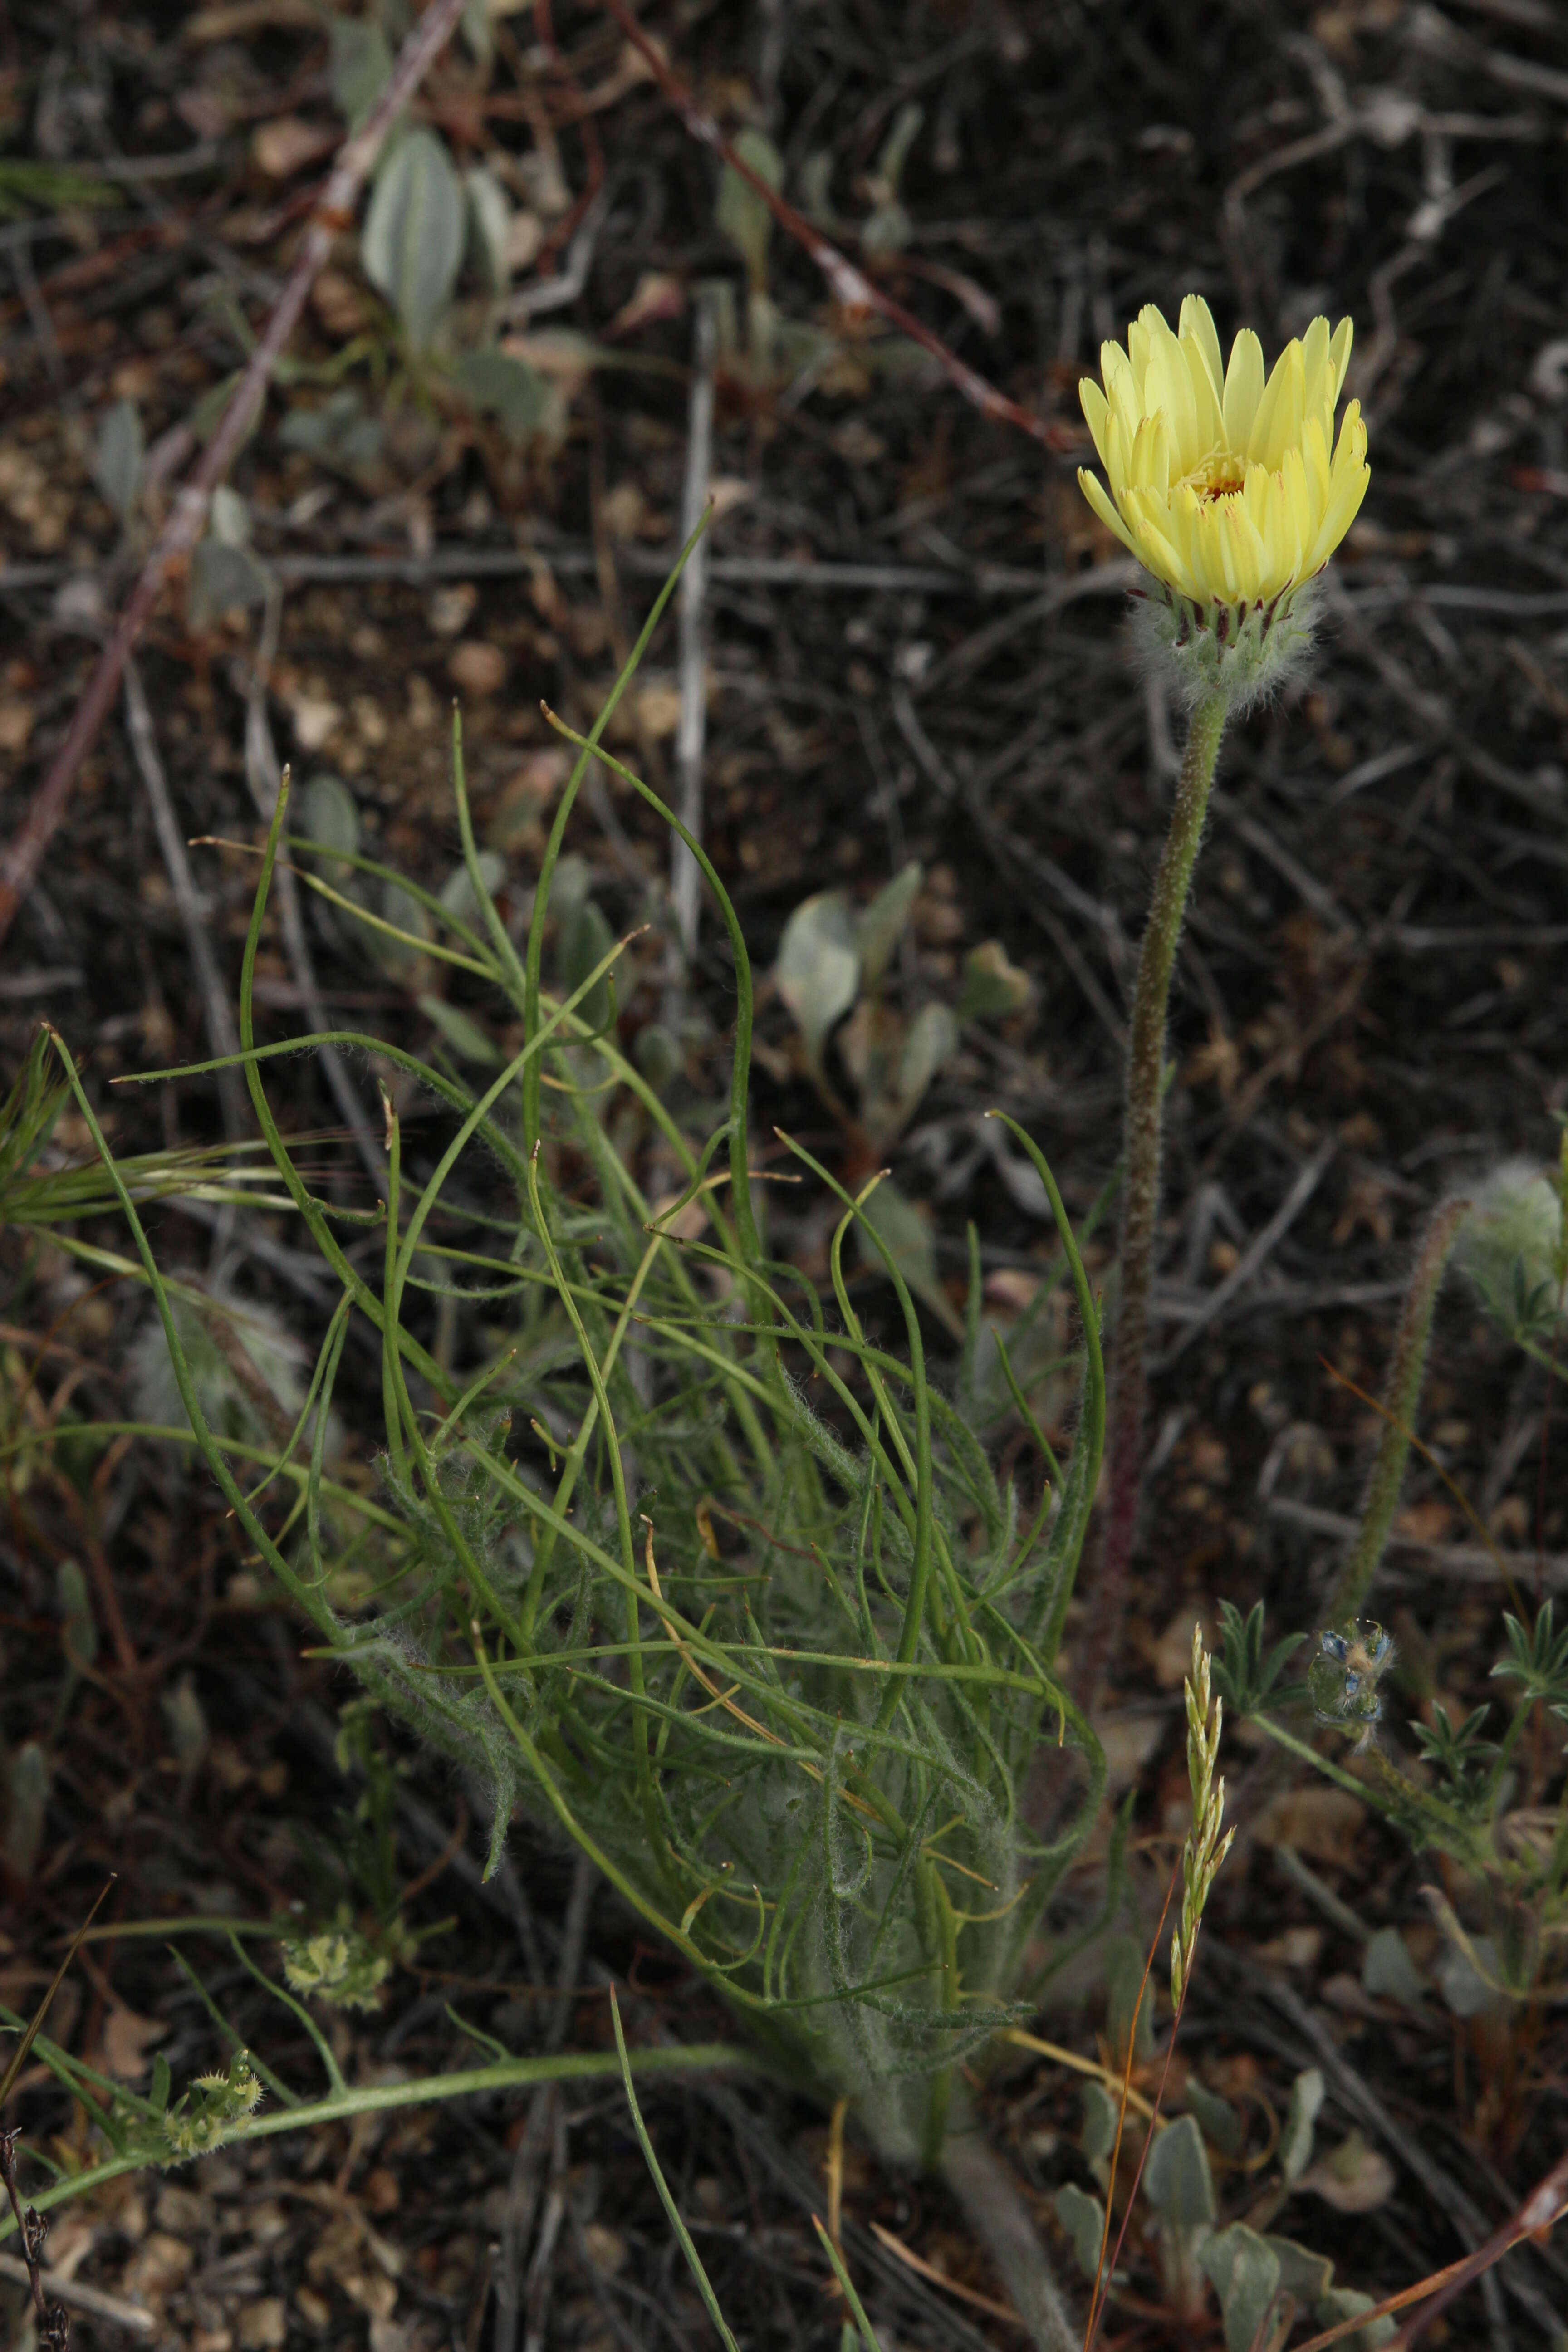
1077, 294, 1369, 704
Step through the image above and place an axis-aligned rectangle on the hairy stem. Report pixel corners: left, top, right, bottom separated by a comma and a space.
1083, 688, 1227, 1701
1329, 1197, 1469, 1623
940, 2094, 1077, 2352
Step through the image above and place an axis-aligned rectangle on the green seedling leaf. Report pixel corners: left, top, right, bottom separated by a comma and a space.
210, 485, 251, 548
1409, 1699, 1498, 1811
419, 995, 501, 1066
1143, 2114, 1215, 2233
775, 890, 859, 1071
1268, 2236, 1335, 2302
860, 105, 923, 259
1184, 2078, 1242, 2158
1493, 1597, 1568, 1714
1053, 2182, 1105, 2280
329, 12, 392, 127
854, 1178, 960, 1336
279, 390, 384, 476
1435, 1927, 1501, 2018
363, 127, 466, 353
1080, 2079, 1118, 2171
300, 774, 361, 882
874, 102, 924, 199
57, 1559, 98, 1670
1296, 2132, 1395, 2214
959, 939, 1032, 1020
862, 196, 912, 261
634, 1022, 683, 1095
439, 850, 507, 926
716, 127, 783, 292
1202, 2225, 1280, 2352
1279, 2065, 1323, 2186
454, 349, 551, 444
1361, 1926, 1427, 2009
894, 1001, 959, 1124
856, 861, 922, 990
1314, 2287, 1396, 2350
559, 897, 616, 1033
1, 1740, 50, 1878
93, 399, 144, 525
189, 540, 271, 629
465, 165, 512, 293
1212, 1597, 1307, 1716
161, 1673, 209, 1772
368, 877, 434, 978
460, 0, 493, 65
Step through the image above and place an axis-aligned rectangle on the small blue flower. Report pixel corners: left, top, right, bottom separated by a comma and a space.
1309, 1621, 1396, 1753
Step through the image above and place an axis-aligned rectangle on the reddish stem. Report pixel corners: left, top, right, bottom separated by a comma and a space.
592, 0, 1074, 456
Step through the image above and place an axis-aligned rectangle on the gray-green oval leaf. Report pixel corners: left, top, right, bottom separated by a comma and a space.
775, 891, 859, 1071
363, 128, 465, 353
93, 399, 144, 524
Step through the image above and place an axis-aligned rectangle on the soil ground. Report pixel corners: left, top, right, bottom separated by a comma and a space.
3, 1, 1568, 2347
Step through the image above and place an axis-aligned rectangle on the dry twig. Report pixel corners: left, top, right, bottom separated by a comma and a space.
0, 0, 473, 953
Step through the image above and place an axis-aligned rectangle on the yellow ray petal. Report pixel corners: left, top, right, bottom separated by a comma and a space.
1077, 466, 1140, 558
1306, 423, 1370, 570
1133, 510, 1196, 602
1222, 503, 1266, 604
1280, 446, 1312, 576
1146, 322, 1199, 473
1258, 473, 1290, 591
1133, 306, 1173, 401
1179, 294, 1225, 410
1328, 316, 1354, 405
1251, 339, 1305, 471
1302, 412, 1332, 513
1128, 314, 1154, 402
1130, 483, 1191, 576
1301, 315, 1331, 427
1129, 411, 1171, 494
1222, 328, 1264, 453
1080, 376, 1112, 472
1193, 499, 1234, 602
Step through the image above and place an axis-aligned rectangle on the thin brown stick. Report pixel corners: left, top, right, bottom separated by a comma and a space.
1082, 1861, 1181, 2352
1284, 2141, 1568, 2352
0, 0, 472, 955
867, 2220, 1025, 2328
123, 659, 248, 1141
591, 0, 1075, 457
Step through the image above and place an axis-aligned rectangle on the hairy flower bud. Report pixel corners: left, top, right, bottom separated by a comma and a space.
1454, 1159, 1568, 1339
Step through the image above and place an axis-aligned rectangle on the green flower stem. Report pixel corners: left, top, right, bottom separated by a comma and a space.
1086, 687, 1227, 1700
1250, 1710, 1490, 1872
0, 2043, 753, 2241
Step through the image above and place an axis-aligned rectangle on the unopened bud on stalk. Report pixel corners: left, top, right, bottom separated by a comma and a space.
1453, 1156, 1568, 1340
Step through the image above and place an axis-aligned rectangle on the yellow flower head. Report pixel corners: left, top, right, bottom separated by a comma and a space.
1077, 295, 1368, 679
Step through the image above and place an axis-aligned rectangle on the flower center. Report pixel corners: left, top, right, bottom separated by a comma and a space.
1181, 451, 1248, 504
